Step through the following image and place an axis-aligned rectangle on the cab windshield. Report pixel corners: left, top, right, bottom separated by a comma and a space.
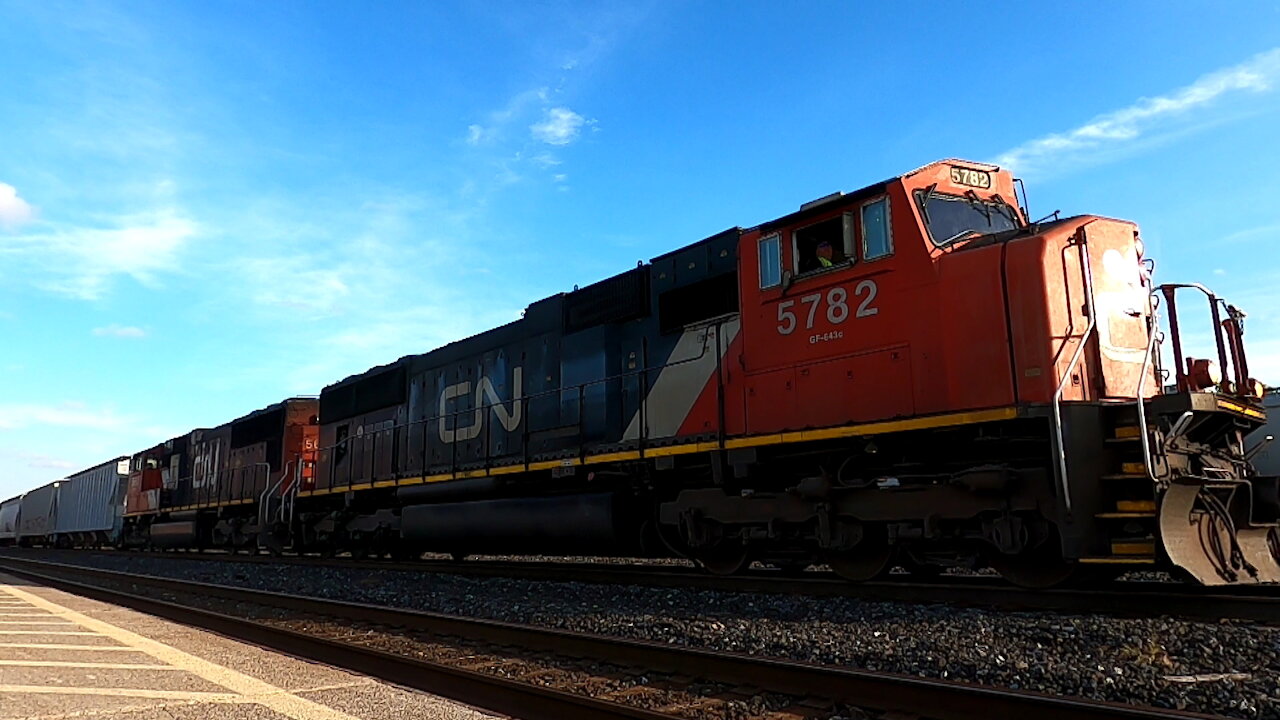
917, 191, 1019, 246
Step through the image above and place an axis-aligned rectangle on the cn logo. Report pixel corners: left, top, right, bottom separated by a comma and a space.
438, 367, 523, 443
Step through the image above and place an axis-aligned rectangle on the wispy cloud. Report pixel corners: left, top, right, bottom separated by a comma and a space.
1, 208, 196, 300
531, 107, 589, 146
0, 183, 35, 230
92, 324, 147, 338
465, 87, 550, 147
0, 402, 133, 432
996, 48, 1280, 175
0, 449, 76, 475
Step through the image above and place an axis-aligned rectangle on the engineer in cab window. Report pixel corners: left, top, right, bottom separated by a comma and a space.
815, 240, 835, 268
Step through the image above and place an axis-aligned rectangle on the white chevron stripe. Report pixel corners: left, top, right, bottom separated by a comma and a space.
623, 318, 740, 441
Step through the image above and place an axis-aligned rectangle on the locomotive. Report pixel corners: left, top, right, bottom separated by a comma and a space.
7, 159, 1273, 588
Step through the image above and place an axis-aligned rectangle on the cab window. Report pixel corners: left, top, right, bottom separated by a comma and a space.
862, 197, 892, 260
758, 234, 782, 289
793, 213, 853, 275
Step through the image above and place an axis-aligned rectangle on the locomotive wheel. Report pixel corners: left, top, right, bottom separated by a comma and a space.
696, 540, 750, 576
987, 533, 1076, 589
828, 528, 893, 582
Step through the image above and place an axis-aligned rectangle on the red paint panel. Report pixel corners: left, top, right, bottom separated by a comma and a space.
793, 347, 914, 428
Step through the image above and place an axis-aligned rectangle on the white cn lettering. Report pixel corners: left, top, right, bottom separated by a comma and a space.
438, 367, 524, 443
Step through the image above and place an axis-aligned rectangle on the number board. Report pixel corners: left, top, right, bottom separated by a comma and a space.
949, 167, 991, 189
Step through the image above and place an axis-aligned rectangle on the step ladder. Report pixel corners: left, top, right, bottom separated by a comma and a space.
1079, 408, 1159, 566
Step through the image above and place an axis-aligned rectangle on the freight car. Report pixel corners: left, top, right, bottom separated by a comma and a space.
52, 458, 130, 548
101, 158, 1273, 586
1248, 389, 1279, 477
0, 496, 19, 547
15, 481, 58, 547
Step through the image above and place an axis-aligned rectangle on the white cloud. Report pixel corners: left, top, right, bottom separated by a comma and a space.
996, 48, 1280, 175
92, 324, 147, 338
0, 183, 35, 230
531, 152, 562, 168
0, 402, 132, 432
1, 208, 195, 300
233, 256, 351, 318
466, 124, 492, 146
531, 107, 587, 145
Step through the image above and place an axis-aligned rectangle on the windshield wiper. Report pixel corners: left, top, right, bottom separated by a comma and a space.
918, 183, 937, 224
990, 193, 1020, 226
964, 190, 993, 224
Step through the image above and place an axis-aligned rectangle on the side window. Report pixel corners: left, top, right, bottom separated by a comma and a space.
758, 234, 782, 288
334, 424, 350, 467
793, 213, 853, 274
862, 197, 892, 260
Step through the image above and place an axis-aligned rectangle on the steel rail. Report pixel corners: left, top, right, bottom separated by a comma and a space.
8, 548, 1280, 624
0, 558, 668, 720
0, 555, 1226, 720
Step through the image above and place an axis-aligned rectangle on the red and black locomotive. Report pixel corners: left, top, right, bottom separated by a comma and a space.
105, 159, 1274, 586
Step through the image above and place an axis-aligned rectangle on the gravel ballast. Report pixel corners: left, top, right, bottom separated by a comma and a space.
7, 550, 1277, 719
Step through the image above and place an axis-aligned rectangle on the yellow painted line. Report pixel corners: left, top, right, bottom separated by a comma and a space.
1111, 541, 1155, 556
724, 434, 782, 449
0, 685, 240, 700
1113, 425, 1141, 439
643, 444, 701, 458
0, 643, 142, 651
0, 620, 77, 625
1217, 399, 1266, 419
296, 491, 314, 497
1121, 462, 1147, 475
285, 408, 1023, 488
584, 451, 641, 465
3, 584, 365, 720
1116, 499, 1157, 512
0, 659, 180, 669
0, 630, 99, 636
1079, 557, 1156, 565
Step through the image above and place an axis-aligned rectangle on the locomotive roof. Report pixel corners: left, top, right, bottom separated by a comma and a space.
63, 456, 130, 482
321, 158, 1002, 397
756, 177, 894, 234
754, 158, 1004, 234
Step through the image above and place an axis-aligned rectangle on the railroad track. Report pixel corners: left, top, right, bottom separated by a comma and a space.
7, 547, 1280, 624
0, 555, 1214, 720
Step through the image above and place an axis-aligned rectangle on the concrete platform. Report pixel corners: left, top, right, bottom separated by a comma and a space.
0, 572, 504, 720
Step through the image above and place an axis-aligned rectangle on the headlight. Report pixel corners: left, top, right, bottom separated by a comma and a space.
1187, 358, 1222, 391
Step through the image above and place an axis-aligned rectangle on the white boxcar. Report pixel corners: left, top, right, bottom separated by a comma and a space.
1250, 390, 1280, 477
53, 457, 129, 547
16, 481, 58, 546
0, 496, 20, 546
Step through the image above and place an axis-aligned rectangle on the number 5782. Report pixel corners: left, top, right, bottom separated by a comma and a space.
776, 280, 878, 335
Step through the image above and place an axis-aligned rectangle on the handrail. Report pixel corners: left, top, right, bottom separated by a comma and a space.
1158, 282, 1230, 393
1051, 232, 1097, 516
258, 460, 292, 526
1135, 288, 1161, 483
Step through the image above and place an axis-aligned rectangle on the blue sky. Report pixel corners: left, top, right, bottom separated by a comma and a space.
2, 2, 1280, 497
